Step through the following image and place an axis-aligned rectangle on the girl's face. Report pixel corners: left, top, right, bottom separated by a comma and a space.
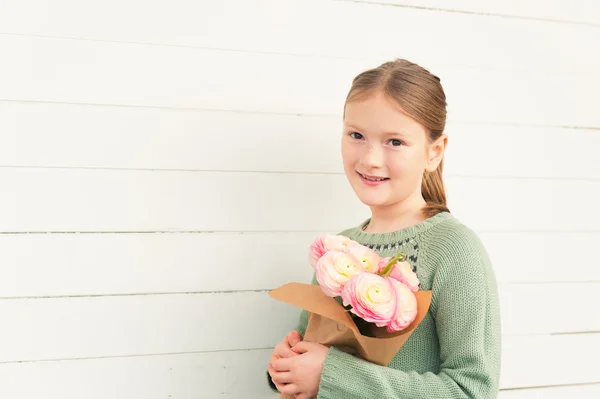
341, 92, 445, 212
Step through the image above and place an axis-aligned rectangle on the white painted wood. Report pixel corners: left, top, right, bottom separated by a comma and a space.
500, 333, 600, 389
446, 177, 600, 232
480, 232, 600, 283
1, 35, 599, 127
0, 349, 279, 399
1, 168, 599, 233
0, 285, 597, 362
2, 101, 599, 180
0, 168, 368, 233
361, 0, 600, 25
0, 102, 345, 174
500, 384, 600, 399
443, 124, 600, 180
0, 1, 597, 73
499, 283, 600, 335
0, 334, 597, 398
0, 291, 298, 363
1, 231, 598, 298
0, 232, 319, 298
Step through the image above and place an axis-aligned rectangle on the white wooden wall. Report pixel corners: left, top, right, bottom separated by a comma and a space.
1, 1, 599, 397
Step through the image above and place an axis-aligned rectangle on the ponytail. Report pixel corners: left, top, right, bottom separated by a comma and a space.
421, 159, 450, 217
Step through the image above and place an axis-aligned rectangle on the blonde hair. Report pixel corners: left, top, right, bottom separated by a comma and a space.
344, 59, 449, 218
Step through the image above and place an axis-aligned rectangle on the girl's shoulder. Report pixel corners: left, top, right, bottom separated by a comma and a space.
421, 214, 493, 276
425, 214, 487, 253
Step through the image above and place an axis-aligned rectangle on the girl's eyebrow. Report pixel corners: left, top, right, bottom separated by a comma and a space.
345, 123, 364, 132
345, 122, 411, 138
383, 130, 410, 138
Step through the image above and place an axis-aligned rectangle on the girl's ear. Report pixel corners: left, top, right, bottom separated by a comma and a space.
425, 134, 448, 172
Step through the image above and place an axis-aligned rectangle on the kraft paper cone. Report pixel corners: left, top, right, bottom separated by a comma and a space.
268, 282, 432, 399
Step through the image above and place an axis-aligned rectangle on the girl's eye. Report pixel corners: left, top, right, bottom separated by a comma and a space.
350, 132, 364, 140
389, 139, 403, 147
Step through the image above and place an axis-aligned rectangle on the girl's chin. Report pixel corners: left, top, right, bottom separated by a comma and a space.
354, 191, 390, 207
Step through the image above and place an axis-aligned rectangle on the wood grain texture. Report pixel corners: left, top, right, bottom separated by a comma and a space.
2, 102, 599, 179
1, 168, 599, 232
1, 34, 598, 127
0, 285, 597, 363
0, 334, 597, 397
0, 0, 597, 71
1, 231, 598, 298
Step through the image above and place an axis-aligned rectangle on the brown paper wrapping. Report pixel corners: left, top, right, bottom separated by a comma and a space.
268, 282, 432, 399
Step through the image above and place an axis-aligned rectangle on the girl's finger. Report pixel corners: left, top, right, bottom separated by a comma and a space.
280, 383, 301, 396
271, 356, 293, 372
270, 371, 294, 385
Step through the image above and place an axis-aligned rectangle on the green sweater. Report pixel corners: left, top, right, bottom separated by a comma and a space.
269, 211, 502, 398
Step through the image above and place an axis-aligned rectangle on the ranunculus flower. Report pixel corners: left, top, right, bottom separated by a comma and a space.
309, 235, 357, 269
345, 244, 381, 274
379, 257, 420, 292
387, 278, 418, 332
341, 273, 396, 327
315, 250, 364, 297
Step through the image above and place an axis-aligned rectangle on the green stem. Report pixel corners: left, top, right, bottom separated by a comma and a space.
378, 252, 407, 278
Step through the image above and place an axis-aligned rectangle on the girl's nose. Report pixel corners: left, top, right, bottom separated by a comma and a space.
360, 143, 385, 169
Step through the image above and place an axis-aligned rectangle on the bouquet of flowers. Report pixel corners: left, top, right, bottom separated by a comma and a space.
310, 235, 421, 335
269, 234, 432, 370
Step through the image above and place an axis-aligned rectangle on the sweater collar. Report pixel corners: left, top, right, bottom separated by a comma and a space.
344, 211, 453, 247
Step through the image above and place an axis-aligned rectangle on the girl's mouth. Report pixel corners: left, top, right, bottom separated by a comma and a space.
357, 172, 390, 185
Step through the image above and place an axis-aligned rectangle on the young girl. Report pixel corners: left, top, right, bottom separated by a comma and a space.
267, 59, 501, 398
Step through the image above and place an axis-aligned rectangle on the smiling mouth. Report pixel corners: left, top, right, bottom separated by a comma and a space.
357, 172, 390, 182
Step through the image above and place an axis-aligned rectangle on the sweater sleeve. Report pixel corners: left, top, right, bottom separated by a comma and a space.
317, 230, 502, 398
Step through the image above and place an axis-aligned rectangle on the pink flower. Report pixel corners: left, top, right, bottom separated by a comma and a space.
379, 257, 420, 292
387, 278, 418, 332
345, 244, 381, 274
309, 235, 357, 269
341, 273, 396, 327
341, 272, 419, 333
315, 250, 364, 297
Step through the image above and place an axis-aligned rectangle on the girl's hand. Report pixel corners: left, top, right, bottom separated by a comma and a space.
273, 330, 303, 360
268, 331, 303, 392
269, 341, 329, 399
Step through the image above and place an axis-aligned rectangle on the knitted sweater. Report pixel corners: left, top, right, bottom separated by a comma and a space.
268, 211, 502, 398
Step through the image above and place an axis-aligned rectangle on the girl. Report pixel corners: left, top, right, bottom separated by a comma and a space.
267, 59, 501, 398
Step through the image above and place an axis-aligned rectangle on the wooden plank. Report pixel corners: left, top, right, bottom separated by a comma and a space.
0, 168, 368, 233
444, 124, 600, 180
498, 283, 600, 335
480, 232, 600, 284
0, 291, 297, 363
0, 102, 345, 174
500, 384, 600, 399
0, 349, 278, 399
500, 334, 600, 389
0, 0, 597, 72
0, 232, 318, 297
0, 285, 597, 362
0, 232, 598, 298
446, 177, 600, 232
0, 35, 598, 127
360, 0, 600, 25
1, 168, 599, 232
2, 101, 600, 180
0, 335, 597, 398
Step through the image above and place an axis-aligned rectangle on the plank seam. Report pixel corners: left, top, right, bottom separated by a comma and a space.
2, 165, 600, 182
336, 0, 600, 27
0, 347, 275, 365
500, 381, 600, 391
1, 99, 600, 131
